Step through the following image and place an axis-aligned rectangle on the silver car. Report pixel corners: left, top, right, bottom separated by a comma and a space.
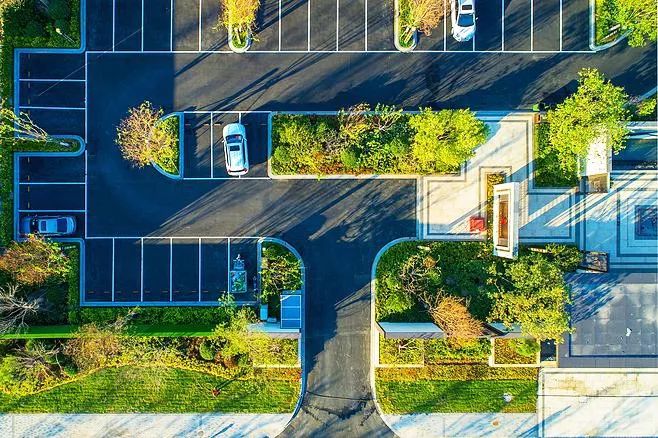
222, 123, 249, 176
20, 216, 76, 237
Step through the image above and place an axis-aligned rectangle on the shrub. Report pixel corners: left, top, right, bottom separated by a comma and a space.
512, 338, 541, 357
424, 338, 491, 364
0, 235, 69, 286
376, 364, 538, 381
199, 340, 216, 361
379, 337, 424, 365
416, 291, 483, 343
63, 324, 123, 371
544, 244, 582, 272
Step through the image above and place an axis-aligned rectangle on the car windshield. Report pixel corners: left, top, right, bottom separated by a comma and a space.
57, 218, 68, 232
458, 12, 474, 27
226, 134, 242, 144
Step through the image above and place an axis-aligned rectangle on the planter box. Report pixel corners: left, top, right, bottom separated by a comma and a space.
228, 25, 253, 53
394, 0, 418, 52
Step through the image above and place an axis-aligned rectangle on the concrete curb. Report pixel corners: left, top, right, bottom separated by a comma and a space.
256, 237, 307, 431
369, 237, 418, 433
228, 25, 253, 53
588, 0, 628, 52
394, 0, 418, 53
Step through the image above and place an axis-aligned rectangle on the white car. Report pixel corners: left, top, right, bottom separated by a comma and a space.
222, 123, 249, 176
20, 215, 76, 237
451, 0, 476, 42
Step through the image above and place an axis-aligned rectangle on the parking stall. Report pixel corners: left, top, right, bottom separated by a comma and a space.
83, 237, 262, 305
183, 111, 269, 180
91, 0, 592, 54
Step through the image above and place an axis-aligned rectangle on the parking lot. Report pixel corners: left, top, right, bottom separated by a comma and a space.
87, 0, 591, 53
183, 111, 269, 179
16, 153, 86, 239
84, 236, 261, 304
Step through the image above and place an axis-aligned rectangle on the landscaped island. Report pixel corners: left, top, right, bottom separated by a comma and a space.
270, 105, 488, 176
374, 240, 582, 414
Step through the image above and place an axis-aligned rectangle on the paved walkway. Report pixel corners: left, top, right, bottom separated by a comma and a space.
383, 413, 537, 437
538, 368, 658, 437
0, 413, 292, 438
420, 112, 575, 245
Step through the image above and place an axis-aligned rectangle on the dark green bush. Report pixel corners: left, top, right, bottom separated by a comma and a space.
512, 338, 541, 357
424, 339, 491, 364
545, 244, 582, 272
199, 340, 216, 361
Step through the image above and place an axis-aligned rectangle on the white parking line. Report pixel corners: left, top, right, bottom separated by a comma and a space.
85, 150, 88, 238
169, 237, 173, 301
113, 0, 116, 51
210, 112, 214, 178
559, 0, 563, 51
141, 0, 145, 51
307, 0, 311, 52
19, 106, 85, 111
278, 0, 282, 51
199, 0, 203, 52
501, 0, 505, 51
112, 238, 116, 301
335, 0, 339, 51
19, 209, 85, 213
170, 0, 174, 51
444, 0, 447, 51
227, 237, 231, 293
198, 237, 202, 301
19, 78, 85, 82
364, 0, 367, 50
19, 181, 85, 185
530, 0, 534, 51
140, 237, 144, 301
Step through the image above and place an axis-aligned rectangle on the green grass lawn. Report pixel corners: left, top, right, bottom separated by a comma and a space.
376, 379, 537, 414
0, 366, 300, 413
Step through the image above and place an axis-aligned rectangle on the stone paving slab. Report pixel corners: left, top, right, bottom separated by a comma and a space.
0, 413, 292, 438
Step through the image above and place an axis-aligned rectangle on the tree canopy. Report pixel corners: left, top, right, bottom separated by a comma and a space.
409, 108, 489, 174
545, 68, 629, 176
490, 254, 572, 342
600, 0, 657, 47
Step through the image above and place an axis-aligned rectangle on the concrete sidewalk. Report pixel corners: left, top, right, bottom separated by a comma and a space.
0, 413, 292, 438
383, 413, 538, 437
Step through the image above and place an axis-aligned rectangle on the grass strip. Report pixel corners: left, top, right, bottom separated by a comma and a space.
376, 379, 537, 413
0, 365, 300, 413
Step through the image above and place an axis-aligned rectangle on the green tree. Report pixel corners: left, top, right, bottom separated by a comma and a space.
409, 108, 488, 174
600, 0, 657, 47
490, 254, 571, 342
545, 69, 629, 176
0, 235, 69, 286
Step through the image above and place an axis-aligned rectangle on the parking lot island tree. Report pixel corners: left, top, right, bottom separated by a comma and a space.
396, 0, 444, 50
409, 108, 489, 174
220, 0, 260, 52
490, 253, 572, 342
544, 68, 629, 179
115, 102, 180, 176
